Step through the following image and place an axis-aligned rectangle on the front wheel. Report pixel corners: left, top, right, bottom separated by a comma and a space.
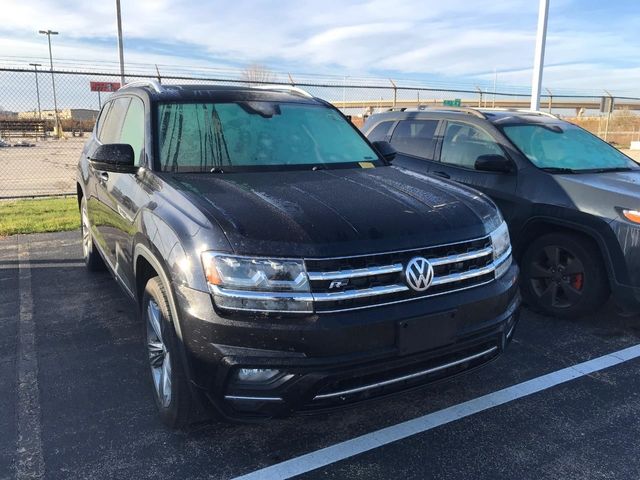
521, 233, 609, 318
143, 277, 194, 428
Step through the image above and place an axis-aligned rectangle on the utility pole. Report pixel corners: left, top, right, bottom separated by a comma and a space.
29, 63, 42, 120
530, 0, 549, 111
116, 0, 126, 86
492, 68, 497, 108
38, 29, 61, 138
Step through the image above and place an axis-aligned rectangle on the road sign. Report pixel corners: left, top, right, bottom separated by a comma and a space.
443, 99, 461, 107
90, 81, 121, 92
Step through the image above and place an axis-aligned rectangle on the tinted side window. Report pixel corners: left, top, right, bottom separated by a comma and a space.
95, 102, 112, 140
119, 97, 145, 166
390, 120, 439, 159
367, 121, 394, 142
99, 97, 131, 144
440, 122, 503, 169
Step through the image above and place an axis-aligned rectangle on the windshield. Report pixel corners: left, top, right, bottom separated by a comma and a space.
156, 101, 381, 172
502, 123, 639, 172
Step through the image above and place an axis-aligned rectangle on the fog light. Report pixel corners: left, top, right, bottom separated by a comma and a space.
234, 368, 281, 383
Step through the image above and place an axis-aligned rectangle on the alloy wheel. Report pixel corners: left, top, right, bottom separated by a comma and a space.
147, 300, 172, 407
528, 245, 585, 309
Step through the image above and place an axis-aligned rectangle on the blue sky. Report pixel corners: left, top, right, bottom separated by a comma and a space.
0, 0, 639, 95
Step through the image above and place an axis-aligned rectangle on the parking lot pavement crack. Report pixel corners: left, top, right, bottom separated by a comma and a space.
14, 236, 45, 480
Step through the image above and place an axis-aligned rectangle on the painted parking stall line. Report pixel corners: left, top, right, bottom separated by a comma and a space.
232, 343, 640, 480
15, 236, 45, 479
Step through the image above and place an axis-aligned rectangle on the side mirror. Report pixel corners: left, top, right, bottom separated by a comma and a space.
89, 144, 137, 173
372, 140, 397, 162
475, 154, 513, 173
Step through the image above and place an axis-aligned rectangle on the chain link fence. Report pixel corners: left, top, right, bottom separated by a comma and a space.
1, 66, 639, 198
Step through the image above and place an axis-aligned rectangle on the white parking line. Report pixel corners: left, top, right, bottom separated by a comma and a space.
15, 236, 44, 479
232, 343, 640, 480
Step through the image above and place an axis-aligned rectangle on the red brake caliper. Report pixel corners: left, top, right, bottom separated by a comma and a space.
571, 273, 584, 290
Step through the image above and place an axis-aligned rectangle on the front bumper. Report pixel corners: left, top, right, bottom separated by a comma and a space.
174, 263, 520, 420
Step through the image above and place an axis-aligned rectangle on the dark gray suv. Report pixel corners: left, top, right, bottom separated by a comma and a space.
364, 107, 640, 318
77, 86, 519, 427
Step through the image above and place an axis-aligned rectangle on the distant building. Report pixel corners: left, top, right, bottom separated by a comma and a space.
18, 108, 99, 121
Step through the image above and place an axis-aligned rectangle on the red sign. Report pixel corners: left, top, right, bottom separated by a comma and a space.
90, 81, 121, 92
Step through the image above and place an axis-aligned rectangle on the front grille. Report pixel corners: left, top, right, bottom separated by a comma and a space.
305, 235, 505, 313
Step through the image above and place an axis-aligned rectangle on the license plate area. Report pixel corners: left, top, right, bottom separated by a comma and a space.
397, 310, 459, 356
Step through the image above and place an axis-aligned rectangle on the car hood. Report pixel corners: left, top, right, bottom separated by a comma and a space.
166, 166, 500, 257
554, 170, 640, 220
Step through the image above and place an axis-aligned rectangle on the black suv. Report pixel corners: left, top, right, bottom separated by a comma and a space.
364, 107, 640, 318
77, 83, 519, 426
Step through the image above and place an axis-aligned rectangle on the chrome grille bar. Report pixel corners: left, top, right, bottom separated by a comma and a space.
312, 284, 409, 302
428, 246, 492, 266
307, 263, 403, 281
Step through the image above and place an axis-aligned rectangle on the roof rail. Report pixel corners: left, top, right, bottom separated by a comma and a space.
252, 84, 313, 98
119, 80, 163, 93
403, 105, 487, 119
480, 107, 558, 119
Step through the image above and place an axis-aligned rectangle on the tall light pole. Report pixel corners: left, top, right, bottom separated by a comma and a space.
38, 29, 61, 137
530, 0, 549, 111
116, 0, 126, 85
29, 63, 42, 120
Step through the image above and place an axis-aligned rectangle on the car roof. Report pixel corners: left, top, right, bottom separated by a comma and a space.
114, 81, 323, 105
367, 107, 564, 127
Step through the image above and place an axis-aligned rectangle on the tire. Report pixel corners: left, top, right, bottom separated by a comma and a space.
80, 196, 105, 271
142, 277, 194, 428
521, 232, 609, 319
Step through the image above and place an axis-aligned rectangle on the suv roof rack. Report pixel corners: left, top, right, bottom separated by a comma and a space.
252, 85, 313, 98
119, 80, 163, 93
402, 105, 487, 119
480, 107, 557, 119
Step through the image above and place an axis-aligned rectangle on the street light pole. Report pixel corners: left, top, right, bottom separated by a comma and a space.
29, 63, 42, 120
38, 29, 61, 137
530, 0, 549, 111
116, 0, 126, 86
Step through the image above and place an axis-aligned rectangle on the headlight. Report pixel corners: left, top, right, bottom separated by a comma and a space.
490, 221, 512, 278
201, 253, 312, 313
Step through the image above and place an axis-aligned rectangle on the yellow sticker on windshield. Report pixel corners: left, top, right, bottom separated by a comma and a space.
359, 162, 375, 169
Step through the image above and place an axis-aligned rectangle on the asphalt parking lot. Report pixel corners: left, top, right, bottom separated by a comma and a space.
2, 231, 640, 480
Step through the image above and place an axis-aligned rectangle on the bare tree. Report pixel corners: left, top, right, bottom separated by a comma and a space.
241, 64, 275, 85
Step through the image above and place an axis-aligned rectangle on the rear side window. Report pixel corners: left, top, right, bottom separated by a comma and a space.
440, 121, 503, 169
95, 103, 112, 140
367, 121, 394, 142
390, 120, 439, 159
99, 97, 130, 144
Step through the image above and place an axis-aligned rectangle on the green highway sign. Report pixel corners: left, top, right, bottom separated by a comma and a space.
443, 99, 462, 107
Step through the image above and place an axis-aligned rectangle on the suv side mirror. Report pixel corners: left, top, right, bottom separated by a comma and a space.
372, 140, 397, 162
475, 154, 513, 173
89, 144, 138, 173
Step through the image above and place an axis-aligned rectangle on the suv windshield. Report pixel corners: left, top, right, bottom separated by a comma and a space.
156, 101, 381, 172
502, 123, 639, 172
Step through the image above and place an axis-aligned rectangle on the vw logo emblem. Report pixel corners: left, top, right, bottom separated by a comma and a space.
405, 257, 434, 292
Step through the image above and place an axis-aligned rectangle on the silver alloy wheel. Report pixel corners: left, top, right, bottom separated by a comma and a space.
147, 299, 172, 407
81, 203, 91, 259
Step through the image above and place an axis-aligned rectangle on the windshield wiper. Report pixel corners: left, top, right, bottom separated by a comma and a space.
581, 167, 635, 173
311, 164, 328, 171
540, 167, 578, 174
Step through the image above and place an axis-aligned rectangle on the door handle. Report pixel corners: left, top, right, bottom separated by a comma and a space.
99, 171, 109, 182
433, 171, 450, 179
